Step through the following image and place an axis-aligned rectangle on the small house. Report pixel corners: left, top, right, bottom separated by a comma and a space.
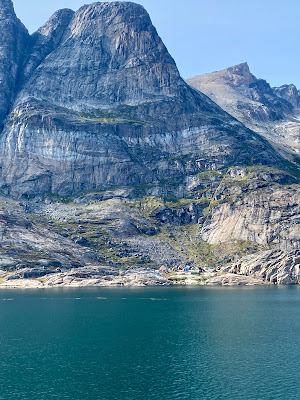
159, 265, 169, 274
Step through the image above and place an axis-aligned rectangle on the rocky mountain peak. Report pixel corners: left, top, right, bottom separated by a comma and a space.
0, 0, 14, 14
67, 2, 150, 40
273, 84, 300, 109
0, 0, 298, 289
20, 8, 75, 82
228, 61, 249, 72
220, 62, 257, 86
37, 8, 75, 37
185, 62, 257, 98
0, 1, 289, 197
0, 0, 28, 129
0, 0, 25, 26
17, 0, 180, 110
186, 63, 300, 159
77, 2, 147, 17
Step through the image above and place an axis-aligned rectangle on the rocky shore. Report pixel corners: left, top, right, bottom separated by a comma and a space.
0, 266, 265, 289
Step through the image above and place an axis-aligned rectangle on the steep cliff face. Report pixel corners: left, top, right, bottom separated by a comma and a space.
193, 165, 300, 282
17, 2, 182, 109
228, 250, 300, 284
186, 63, 300, 159
201, 184, 300, 250
20, 8, 75, 82
0, 1, 299, 284
0, 2, 284, 197
0, 0, 28, 129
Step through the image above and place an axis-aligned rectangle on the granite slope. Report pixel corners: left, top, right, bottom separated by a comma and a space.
0, 2, 285, 197
186, 63, 300, 160
0, 2, 298, 285
0, 0, 28, 129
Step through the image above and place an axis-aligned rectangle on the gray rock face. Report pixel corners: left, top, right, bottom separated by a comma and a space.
0, 202, 103, 269
0, 2, 284, 197
150, 202, 206, 225
186, 63, 293, 124
0, 0, 28, 129
0, 1, 299, 285
18, 2, 182, 109
20, 8, 75, 82
273, 84, 300, 109
228, 250, 300, 284
201, 184, 300, 250
186, 63, 300, 158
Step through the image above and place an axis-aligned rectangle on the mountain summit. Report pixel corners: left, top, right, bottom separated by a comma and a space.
18, 2, 183, 109
0, 0, 28, 129
186, 63, 300, 158
186, 62, 294, 122
274, 84, 300, 109
206, 62, 257, 86
0, 2, 280, 197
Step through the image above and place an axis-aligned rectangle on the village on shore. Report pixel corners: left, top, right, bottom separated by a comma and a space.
158, 264, 223, 283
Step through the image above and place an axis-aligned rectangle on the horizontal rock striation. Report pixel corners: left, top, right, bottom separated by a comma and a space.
0, 2, 298, 285
0, 2, 286, 197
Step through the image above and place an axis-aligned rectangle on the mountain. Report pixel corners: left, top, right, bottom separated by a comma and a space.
273, 84, 300, 109
0, 0, 28, 129
0, 1, 299, 286
0, 3, 285, 197
186, 63, 300, 161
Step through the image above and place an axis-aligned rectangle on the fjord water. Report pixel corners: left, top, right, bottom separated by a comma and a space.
0, 287, 300, 400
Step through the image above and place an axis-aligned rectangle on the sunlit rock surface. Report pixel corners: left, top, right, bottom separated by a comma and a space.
0, 3, 283, 197
186, 63, 300, 159
0, 0, 28, 129
0, 2, 298, 285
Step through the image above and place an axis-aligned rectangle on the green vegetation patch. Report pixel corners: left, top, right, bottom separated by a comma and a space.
78, 105, 144, 125
135, 196, 164, 216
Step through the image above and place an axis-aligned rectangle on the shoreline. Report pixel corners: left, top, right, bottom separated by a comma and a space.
0, 269, 266, 289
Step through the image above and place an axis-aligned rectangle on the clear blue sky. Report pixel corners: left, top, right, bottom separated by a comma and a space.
13, 0, 300, 88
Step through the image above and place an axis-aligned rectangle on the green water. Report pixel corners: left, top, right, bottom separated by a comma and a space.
0, 286, 300, 399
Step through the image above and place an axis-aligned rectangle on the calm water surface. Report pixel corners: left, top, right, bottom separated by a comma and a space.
0, 285, 300, 399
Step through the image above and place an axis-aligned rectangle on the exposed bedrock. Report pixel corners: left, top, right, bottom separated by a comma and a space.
0, 2, 285, 197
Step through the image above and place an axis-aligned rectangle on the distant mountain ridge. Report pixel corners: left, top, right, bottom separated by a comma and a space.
273, 84, 300, 109
186, 63, 300, 160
